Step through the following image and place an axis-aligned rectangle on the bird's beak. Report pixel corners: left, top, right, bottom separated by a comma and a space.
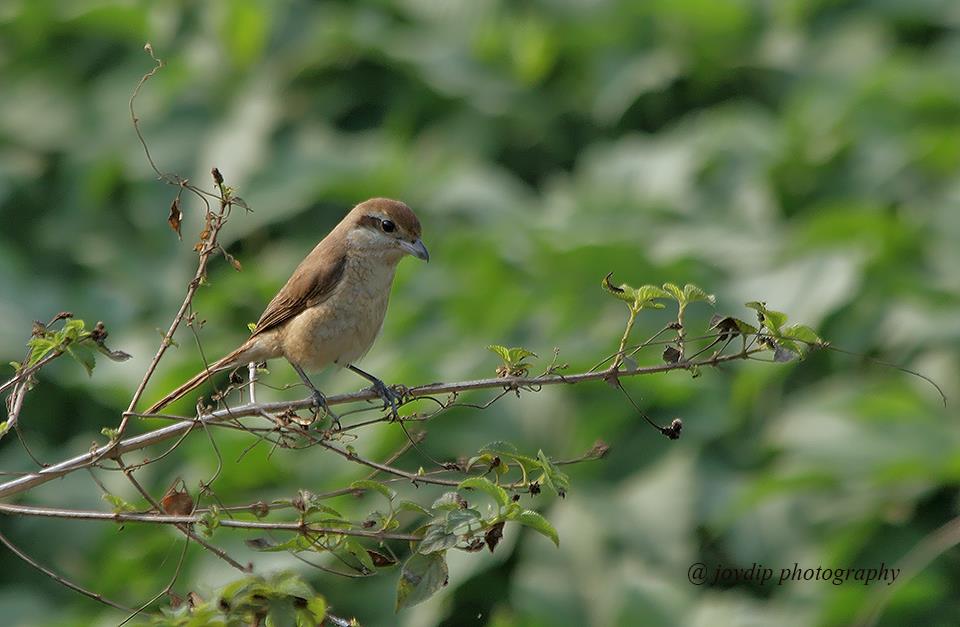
400, 238, 430, 262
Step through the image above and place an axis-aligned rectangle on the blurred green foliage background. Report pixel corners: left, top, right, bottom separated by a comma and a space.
1, 1, 958, 625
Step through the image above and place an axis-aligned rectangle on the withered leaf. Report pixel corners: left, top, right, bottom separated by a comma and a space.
167, 197, 182, 240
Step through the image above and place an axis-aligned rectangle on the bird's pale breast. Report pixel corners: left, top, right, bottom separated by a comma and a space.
280, 252, 396, 371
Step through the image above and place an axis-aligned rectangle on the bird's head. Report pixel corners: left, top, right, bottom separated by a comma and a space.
347, 198, 429, 264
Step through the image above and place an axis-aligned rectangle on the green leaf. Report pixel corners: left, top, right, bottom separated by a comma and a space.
266, 599, 296, 627
486, 344, 512, 362
682, 283, 716, 305
781, 324, 823, 347
537, 450, 570, 497
103, 493, 137, 513
61, 318, 86, 341
601, 272, 638, 303
418, 522, 459, 554
431, 492, 466, 512
396, 552, 449, 611
745, 301, 788, 335
772, 339, 801, 362
487, 345, 537, 367
465, 453, 495, 472
458, 477, 509, 508
662, 282, 683, 302
709, 315, 758, 339
632, 284, 671, 310
198, 506, 221, 537
304, 596, 327, 624
66, 343, 97, 376
507, 347, 537, 363
101, 427, 120, 441
350, 479, 397, 502
26, 337, 57, 367
271, 571, 315, 599
344, 539, 376, 573
516, 510, 560, 547
445, 508, 483, 536
397, 500, 431, 517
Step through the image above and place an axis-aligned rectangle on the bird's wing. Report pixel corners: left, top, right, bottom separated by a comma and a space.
250, 252, 347, 337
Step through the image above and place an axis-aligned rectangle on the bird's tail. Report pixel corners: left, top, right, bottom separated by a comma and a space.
144, 344, 251, 414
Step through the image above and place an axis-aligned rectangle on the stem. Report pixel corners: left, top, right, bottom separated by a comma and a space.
611, 307, 638, 371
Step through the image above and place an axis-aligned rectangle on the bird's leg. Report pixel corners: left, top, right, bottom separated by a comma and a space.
247, 361, 258, 405
291, 363, 340, 429
347, 364, 400, 419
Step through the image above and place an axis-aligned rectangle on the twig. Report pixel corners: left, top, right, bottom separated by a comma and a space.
0, 502, 422, 540
0, 527, 132, 612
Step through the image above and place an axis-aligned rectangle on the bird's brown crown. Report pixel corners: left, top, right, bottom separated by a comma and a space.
352, 198, 421, 238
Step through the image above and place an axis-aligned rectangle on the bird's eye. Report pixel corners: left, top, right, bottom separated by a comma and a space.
381, 219, 396, 233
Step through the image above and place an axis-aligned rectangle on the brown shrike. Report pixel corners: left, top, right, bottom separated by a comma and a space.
145, 198, 428, 418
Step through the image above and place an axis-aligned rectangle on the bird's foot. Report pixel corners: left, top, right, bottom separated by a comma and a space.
309, 389, 341, 431
368, 379, 401, 420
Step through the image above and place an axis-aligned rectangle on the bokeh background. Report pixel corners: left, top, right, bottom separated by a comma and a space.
1, 1, 959, 625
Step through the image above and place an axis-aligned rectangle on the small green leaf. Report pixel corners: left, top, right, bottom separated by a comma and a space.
633, 285, 671, 309
781, 324, 823, 347
396, 552, 449, 611
431, 492, 467, 512
100, 427, 120, 441
344, 539, 376, 573
61, 318, 86, 341
682, 283, 715, 305
66, 343, 97, 376
537, 450, 570, 497
26, 337, 57, 367
709, 315, 758, 339
507, 347, 537, 363
397, 500, 431, 517
445, 508, 483, 536
745, 301, 788, 335
247, 322, 257, 333
772, 341, 798, 363
103, 493, 137, 513
458, 477, 509, 508
266, 600, 296, 627
296, 490, 343, 518
198, 505, 221, 537
465, 453, 494, 472
516, 510, 559, 547
350, 479, 396, 502
486, 345, 511, 363
602, 272, 637, 303
418, 522, 459, 554
662, 282, 683, 302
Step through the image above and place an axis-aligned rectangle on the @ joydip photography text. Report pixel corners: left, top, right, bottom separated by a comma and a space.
687, 562, 901, 587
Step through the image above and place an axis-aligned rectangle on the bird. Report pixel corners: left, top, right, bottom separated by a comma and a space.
144, 197, 429, 420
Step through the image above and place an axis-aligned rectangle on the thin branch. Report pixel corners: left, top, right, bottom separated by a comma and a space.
0, 502, 422, 540
0, 349, 761, 500
0, 527, 133, 612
